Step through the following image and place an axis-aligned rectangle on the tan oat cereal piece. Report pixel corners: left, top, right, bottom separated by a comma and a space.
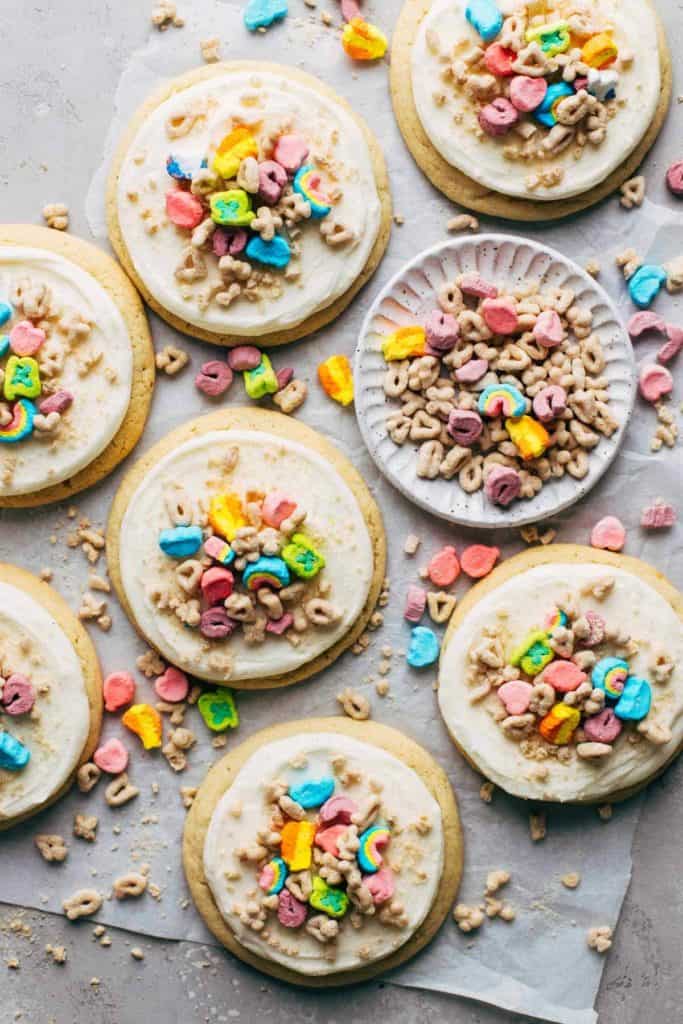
62, 889, 103, 920
155, 344, 189, 375
337, 687, 371, 720
561, 872, 581, 889
34, 834, 68, 863
619, 175, 646, 209
113, 871, 148, 899
77, 762, 101, 794
73, 814, 98, 842
105, 773, 140, 807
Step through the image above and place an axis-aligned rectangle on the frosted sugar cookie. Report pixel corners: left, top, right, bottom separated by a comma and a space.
392, 0, 670, 219
0, 225, 154, 507
107, 409, 386, 689
107, 62, 391, 346
183, 718, 462, 984
0, 564, 102, 829
438, 544, 683, 803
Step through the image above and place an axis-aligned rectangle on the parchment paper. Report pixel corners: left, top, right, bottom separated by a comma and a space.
1, 3, 682, 1022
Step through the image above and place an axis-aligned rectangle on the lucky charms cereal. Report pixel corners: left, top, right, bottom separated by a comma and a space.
380, 270, 617, 507
407, 0, 663, 202
195, 728, 454, 977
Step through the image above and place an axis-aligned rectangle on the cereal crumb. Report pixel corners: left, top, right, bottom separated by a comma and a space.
453, 903, 485, 932
529, 810, 546, 842
598, 803, 612, 822
393, 214, 405, 226
39, 567, 53, 582
561, 872, 581, 889
200, 36, 221, 62
43, 203, 69, 231
131, 947, 145, 961
447, 214, 479, 233
479, 781, 495, 803
585, 259, 601, 277
403, 533, 421, 556
151, 1, 183, 29
45, 944, 67, 964
485, 869, 510, 895
587, 925, 613, 953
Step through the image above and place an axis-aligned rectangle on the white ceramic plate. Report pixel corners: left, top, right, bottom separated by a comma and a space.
354, 235, 636, 529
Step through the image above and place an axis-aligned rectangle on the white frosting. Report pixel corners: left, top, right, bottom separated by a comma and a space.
439, 563, 683, 802
0, 582, 90, 821
411, 0, 661, 200
116, 70, 382, 336
118, 430, 374, 682
0, 246, 133, 496
203, 732, 444, 975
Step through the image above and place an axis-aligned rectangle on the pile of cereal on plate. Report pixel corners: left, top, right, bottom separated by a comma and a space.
234, 774, 408, 942
464, 584, 674, 764
165, 125, 354, 310
0, 283, 89, 446
381, 270, 618, 506
434, 0, 631, 192
153, 483, 343, 646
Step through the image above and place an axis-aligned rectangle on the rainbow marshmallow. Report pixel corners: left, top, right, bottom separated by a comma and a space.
0, 399, 36, 443
544, 607, 569, 633
241, 555, 291, 592
592, 656, 629, 699
293, 165, 331, 219
478, 383, 526, 419
258, 857, 288, 895
203, 535, 235, 567
357, 825, 390, 874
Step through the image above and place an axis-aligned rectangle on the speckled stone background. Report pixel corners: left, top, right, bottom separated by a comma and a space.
1, 1, 682, 1022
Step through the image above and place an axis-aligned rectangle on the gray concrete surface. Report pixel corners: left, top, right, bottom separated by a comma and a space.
1, 1, 683, 1022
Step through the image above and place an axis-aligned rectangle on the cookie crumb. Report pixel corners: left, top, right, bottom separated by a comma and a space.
403, 533, 421, 556
485, 869, 510, 895
151, 1, 183, 29
43, 203, 69, 231
447, 214, 479, 233
587, 925, 613, 953
200, 36, 221, 62
529, 810, 546, 842
45, 944, 67, 964
479, 781, 495, 803
453, 903, 485, 932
